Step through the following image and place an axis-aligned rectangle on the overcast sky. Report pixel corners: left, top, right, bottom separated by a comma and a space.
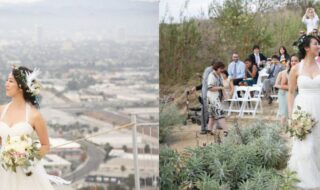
160, 0, 218, 22
0, 0, 159, 41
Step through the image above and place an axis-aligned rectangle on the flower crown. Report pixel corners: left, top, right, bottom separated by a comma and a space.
12, 64, 42, 96
293, 34, 320, 54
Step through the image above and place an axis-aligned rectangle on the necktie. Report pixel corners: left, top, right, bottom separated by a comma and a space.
233, 62, 237, 79
268, 64, 276, 79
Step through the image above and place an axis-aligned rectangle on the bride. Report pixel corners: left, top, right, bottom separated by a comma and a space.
288, 34, 320, 189
0, 65, 69, 190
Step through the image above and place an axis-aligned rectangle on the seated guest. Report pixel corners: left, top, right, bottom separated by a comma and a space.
240, 58, 259, 86
248, 45, 267, 69
221, 70, 234, 99
263, 55, 284, 104
278, 46, 290, 62
227, 53, 245, 86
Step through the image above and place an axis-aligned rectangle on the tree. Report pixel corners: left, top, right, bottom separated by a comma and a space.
122, 145, 128, 152
78, 186, 104, 190
160, 17, 202, 84
108, 184, 126, 190
144, 144, 151, 154
103, 143, 113, 162
93, 127, 99, 132
160, 0, 305, 86
126, 174, 135, 190
121, 165, 126, 172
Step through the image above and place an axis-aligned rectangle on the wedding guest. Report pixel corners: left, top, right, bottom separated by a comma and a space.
312, 28, 319, 36
302, 7, 319, 34
242, 58, 259, 86
263, 55, 284, 104
191, 59, 216, 134
227, 53, 245, 86
279, 46, 290, 62
221, 70, 234, 99
207, 61, 228, 136
274, 54, 300, 127
248, 45, 267, 69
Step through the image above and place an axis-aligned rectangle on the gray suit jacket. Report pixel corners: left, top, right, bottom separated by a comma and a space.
201, 66, 213, 100
267, 63, 284, 83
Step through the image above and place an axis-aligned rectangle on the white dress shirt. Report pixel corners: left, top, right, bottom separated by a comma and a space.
228, 60, 245, 79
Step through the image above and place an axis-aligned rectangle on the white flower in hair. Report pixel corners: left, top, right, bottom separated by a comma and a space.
25, 68, 42, 96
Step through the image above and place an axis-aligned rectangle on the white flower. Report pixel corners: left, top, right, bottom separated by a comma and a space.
25, 68, 42, 95
292, 113, 299, 120
10, 136, 21, 143
4, 144, 13, 152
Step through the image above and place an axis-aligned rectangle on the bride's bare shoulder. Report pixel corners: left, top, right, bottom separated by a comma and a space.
29, 105, 41, 115
29, 105, 44, 121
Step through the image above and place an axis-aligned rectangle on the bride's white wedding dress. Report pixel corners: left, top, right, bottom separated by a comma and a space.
288, 60, 320, 189
0, 102, 70, 190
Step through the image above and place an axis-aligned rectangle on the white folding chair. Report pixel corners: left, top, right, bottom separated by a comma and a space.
257, 74, 268, 87
270, 87, 278, 99
241, 86, 263, 117
225, 86, 249, 117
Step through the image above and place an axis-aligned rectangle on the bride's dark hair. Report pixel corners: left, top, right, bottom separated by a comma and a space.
12, 66, 40, 108
293, 34, 320, 59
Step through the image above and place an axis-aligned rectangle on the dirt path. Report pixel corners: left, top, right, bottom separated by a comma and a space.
166, 99, 282, 152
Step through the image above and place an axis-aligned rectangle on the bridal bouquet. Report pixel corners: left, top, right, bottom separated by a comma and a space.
287, 106, 317, 141
0, 134, 41, 176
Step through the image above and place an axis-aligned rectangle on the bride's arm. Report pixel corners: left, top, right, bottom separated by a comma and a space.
288, 65, 298, 116
32, 110, 50, 158
274, 71, 282, 89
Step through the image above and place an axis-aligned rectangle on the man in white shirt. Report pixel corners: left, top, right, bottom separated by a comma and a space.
228, 53, 245, 86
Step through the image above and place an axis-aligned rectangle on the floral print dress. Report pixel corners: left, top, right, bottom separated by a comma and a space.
207, 71, 225, 120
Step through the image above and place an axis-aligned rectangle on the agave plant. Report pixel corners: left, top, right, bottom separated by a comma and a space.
194, 172, 230, 190
160, 121, 296, 190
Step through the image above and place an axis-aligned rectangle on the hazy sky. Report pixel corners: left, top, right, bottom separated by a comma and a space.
159, 0, 215, 22
0, 0, 159, 41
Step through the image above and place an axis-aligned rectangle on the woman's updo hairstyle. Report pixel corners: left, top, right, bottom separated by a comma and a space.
12, 66, 40, 108
293, 34, 320, 59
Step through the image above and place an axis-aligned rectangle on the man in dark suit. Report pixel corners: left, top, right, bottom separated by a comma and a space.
248, 45, 267, 69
